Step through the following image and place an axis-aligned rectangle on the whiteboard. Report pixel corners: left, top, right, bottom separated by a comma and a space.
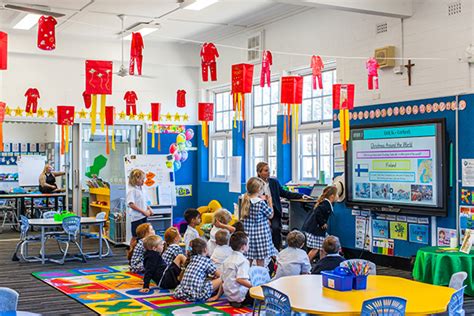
17, 155, 46, 186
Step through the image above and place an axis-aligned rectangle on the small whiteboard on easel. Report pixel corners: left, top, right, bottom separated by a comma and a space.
17, 155, 46, 186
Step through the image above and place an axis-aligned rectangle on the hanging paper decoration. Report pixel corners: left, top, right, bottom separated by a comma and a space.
124, 91, 138, 116
82, 90, 91, 109
24, 88, 40, 114
150, 103, 161, 150
198, 102, 214, 148
0, 32, 7, 70
85, 60, 113, 135
57, 106, 75, 155
311, 55, 324, 90
366, 57, 380, 90
200, 42, 219, 82
333, 84, 355, 151
105, 106, 115, 155
37, 16, 57, 51
177, 90, 186, 108
260, 50, 273, 88
280, 76, 303, 144
129, 32, 144, 76
0, 102, 5, 151
231, 63, 254, 137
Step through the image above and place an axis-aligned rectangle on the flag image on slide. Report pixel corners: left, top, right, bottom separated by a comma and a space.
355, 164, 369, 177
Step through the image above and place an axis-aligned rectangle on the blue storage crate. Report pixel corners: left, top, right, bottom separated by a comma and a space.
353, 275, 368, 290
322, 267, 353, 291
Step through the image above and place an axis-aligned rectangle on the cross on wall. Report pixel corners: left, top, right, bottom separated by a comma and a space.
404, 59, 415, 86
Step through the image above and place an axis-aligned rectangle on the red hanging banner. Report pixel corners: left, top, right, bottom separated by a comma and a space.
280, 76, 303, 144
198, 102, 214, 148
57, 106, 75, 155
333, 83, 355, 151
105, 106, 115, 155
150, 103, 161, 150
0, 32, 7, 70
231, 63, 254, 137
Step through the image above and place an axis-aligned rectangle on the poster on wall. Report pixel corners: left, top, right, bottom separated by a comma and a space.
355, 215, 371, 250
460, 229, 473, 254
372, 238, 394, 256
462, 159, 474, 186
408, 224, 429, 244
390, 221, 408, 240
229, 156, 242, 193
461, 188, 473, 205
372, 219, 389, 238
176, 185, 192, 197
460, 206, 474, 244
437, 227, 457, 246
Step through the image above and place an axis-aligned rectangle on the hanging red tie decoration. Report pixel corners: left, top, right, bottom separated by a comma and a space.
231, 63, 254, 138
151, 103, 161, 150
280, 76, 303, 144
85, 60, 113, 135
105, 106, 115, 155
198, 102, 214, 148
0, 32, 7, 70
333, 84, 355, 151
0, 102, 5, 151
57, 106, 75, 155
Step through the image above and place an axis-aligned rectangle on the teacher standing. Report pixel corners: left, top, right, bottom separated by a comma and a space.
256, 162, 309, 250
38, 164, 65, 193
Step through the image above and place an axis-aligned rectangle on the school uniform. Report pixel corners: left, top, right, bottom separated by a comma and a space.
243, 197, 278, 260
158, 243, 184, 289
127, 186, 149, 237
311, 254, 345, 274
173, 254, 217, 302
142, 250, 167, 289
130, 239, 145, 273
207, 226, 221, 256
162, 244, 184, 266
222, 250, 253, 306
274, 246, 311, 279
211, 244, 233, 272
183, 226, 200, 251
301, 199, 333, 250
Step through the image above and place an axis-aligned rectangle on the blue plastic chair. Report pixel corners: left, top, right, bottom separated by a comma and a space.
447, 286, 466, 316
0, 287, 19, 312
449, 272, 468, 290
340, 259, 377, 275
95, 212, 112, 256
250, 266, 271, 315
261, 285, 293, 316
42, 211, 57, 219
361, 296, 406, 316
11, 216, 41, 262
50, 216, 86, 264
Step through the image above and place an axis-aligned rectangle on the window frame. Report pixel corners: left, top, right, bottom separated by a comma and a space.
248, 133, 277, 178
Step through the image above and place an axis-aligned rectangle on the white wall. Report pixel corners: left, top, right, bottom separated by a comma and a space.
201, 0, 474, 106
0, 31, 201, 123
3, 122, 56, 143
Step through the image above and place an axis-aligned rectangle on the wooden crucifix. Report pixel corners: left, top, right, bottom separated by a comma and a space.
404, 59, 415, 86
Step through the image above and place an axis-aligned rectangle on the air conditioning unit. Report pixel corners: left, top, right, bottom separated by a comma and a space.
247, 30, 264, 63
374, 46, 396, 68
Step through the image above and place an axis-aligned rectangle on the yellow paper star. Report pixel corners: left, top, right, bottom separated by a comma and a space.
118, 111, 126, 120
14, 107, 23, 116
147, 113, 152, 121
36, 108, 45, 117
165, 112, 172, 121
5, 107, 11, 116
183, 114, 189, 121
137, 112, 145, 121
129, 114, 136, 120
26, 111, 33, 117
174, 113, 181, 121
47, 108, 55, 118
78, 109, 87, 119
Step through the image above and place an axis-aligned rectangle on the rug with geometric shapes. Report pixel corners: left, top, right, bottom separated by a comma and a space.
32, 265, 253, 315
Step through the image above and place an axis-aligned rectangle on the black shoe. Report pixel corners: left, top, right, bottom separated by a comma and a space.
229, 302, 243, 308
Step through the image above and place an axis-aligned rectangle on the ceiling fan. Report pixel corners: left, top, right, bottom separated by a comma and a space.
2, 3, 66, 18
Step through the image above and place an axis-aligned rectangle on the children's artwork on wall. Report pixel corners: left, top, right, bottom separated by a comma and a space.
408, 224, 429, 244
105, 106, 115, 155
198, 103, 213, 148
231, 63, 254, 136
0, 31, 7, 70
372, 219, 389, 238
333, 83, 355, 151
460, 206, 474, 246
200, 42, 219, 82
461, 188, 473, 204
85, 155, 108, 179
129, 32, 144, 76
372, 238, 394, 256
310, 55, 324, 90
37, 16, 57, 51
389, 221, 408, 240
176, 185, 192, 197
25, 88, 40, 114
355, 215, 371, 250
437, 227, 457, 246
124, 91, 138, 117
57, 106, 75, 155
281, 76, 303, 144
260, 50, 273, 88
460, 229, 473, 254
176, 90, 186, 108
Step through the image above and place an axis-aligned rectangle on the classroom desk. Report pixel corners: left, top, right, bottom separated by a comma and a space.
28, 217, 106, 264
249, 275, 454, 315
287, 199, 315, 232
0, 192, 66, 219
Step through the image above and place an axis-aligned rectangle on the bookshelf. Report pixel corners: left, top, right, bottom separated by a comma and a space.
89, 187, 110, 234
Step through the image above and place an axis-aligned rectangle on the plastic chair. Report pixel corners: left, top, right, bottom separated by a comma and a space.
449, 272, 468, 290
340, 259, 377, 275
0, 205, 18, 233
261, 285, 293, 316
11, 215, 41, 262
250, 266, 271, 315
447, 286, 466, 316
50, 216, 86, 264
0, 287, 19, 312
95, 212, 112, 256
42, 211, 57, 219
361, 296, 406, 316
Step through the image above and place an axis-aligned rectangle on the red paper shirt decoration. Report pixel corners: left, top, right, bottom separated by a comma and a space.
105, 106, 115, 155
150, 103, 161, 150
200, 43, 219, 82
311, 55, 324, 89
177, 90, 186, 108
260, 50, 272, 88
0, 32, 7, 70
37, 16, 57, 51
366, 57, 380, 90
124, 91, 138, 116
24, 88, 40, 114
0, 102, 5, 152
57, 106, 75, 155
231, 63, 254, 136
130, 32, 144, 76
198, 102, 214, 148
280, 76, 303, 144
333, 84, 355, 151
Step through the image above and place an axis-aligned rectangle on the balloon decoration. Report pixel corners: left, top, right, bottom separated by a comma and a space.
105, 106, 115, 155
198, 102, 214, 148
57, 105, 75, 155
0, 32, 7, 70
85, 60, 113, 135
280, 76, 303, 144
150, 102, 161, 150
24, 88, 40, 114
0, 102, 5, 151
231, 63, 254, 136
177, 90, 186, 108
333, 84, 355, 151
167, 128, 194, 171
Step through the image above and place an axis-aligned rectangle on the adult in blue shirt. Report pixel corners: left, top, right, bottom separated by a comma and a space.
256, 162, 310, 250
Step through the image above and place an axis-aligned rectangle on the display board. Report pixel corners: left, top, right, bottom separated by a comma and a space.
17, 155, 46, 186
346, 119, 447, 216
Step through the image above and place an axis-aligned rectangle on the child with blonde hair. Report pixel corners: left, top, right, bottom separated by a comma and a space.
140, 235, 166, 292
210, 229, 232, 272
127, 169, 153, 237
241, 177, 277, 267
208, 208, 235, 256
128, 223, 155, 273
274, 230, 311, 279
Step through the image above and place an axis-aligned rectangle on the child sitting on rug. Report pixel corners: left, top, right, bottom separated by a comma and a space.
183, 208, 202, 252
210, 229, 233, 273
273, 230, 311, 279
208, 208, 235, 256
128, 223, 155, 273
174, 238, 222, 302
311, 235, 345, 275
221, 231, 254, 308
162, 227, 186, 265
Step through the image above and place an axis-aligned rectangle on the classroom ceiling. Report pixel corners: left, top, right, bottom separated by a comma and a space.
0, 0, 308, 43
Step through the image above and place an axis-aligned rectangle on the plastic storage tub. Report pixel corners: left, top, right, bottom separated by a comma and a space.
322, 267, 354, 291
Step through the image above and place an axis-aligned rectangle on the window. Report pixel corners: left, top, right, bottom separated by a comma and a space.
252, 81, 279, 128
298, 130, 332, 183
210, 137, 232, 180
301, 69, 336, 124
210, 90, 233, 180
249, 134, 277, 177
214, 91, 233, 132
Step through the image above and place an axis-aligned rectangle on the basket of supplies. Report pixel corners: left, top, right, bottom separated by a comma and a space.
322, 267, 354, 291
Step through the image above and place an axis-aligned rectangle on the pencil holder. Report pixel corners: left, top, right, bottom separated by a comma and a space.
353, 275, 368, 290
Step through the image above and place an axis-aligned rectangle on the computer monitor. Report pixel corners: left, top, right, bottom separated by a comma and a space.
310, 184, 326, 198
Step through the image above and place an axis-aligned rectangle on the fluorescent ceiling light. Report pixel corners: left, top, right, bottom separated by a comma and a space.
13, 13, 41, 30
183, 0, 219, 11
123, 27, 159, 40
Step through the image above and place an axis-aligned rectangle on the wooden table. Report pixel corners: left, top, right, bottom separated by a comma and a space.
249, 275, 455, 315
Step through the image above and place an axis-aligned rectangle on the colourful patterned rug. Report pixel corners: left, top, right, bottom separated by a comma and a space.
32, 265, 253, 315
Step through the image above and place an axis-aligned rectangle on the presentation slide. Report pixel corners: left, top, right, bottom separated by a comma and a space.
350, 124, 438, 207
